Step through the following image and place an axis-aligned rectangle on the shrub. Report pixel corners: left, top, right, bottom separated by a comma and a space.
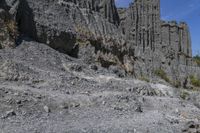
193, 55, 200, 67
173, 80, 182, 88
139, 76, 150, 82
5, 19, 18, 40
180, 90, 189, 100
154, 69, 170, 82
190, 75, 200, 87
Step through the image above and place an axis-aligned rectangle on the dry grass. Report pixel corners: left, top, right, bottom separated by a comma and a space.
5, 19, 18, 39
190, 75, 200, 88
139, 76, 150, 82
154, 69, 170, 83
193, 55, 200, 67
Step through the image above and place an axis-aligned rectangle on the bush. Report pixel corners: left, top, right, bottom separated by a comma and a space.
5, 19, 18, 39
190, 75, 200, 87
154, 69, 170, 82
180, 90, 189, 100
139, 76, 150, 82
173, 80, 181, 88
193, 55, 200, 67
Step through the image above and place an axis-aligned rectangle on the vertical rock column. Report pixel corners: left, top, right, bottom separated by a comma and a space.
161, 21, 193, 66
77, 0, 120, 26
125, 0, 161, 52
179, 22, 192, 64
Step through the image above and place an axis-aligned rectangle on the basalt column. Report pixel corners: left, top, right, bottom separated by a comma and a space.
125, 0, 161, 52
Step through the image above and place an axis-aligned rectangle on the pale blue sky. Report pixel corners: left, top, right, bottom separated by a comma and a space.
115, 0, 200, 56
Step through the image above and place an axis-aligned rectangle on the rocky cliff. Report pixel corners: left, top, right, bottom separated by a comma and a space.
0, 0, 200, 87
161, 21, 192, 66
1, 0, 200, 132
120, 0, 200, 86
74, 0, 120, 26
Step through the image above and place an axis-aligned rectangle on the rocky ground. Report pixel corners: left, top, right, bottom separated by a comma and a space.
0, 41, 199, 133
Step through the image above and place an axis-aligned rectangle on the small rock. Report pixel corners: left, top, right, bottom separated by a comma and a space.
65, 91, 70, 94
2, 109, 16, 119
175, 109, 179, 114
36, 94, 42, 99
114, 106, 123, 111
14, 92, 19, 96
69, 64, 82, 72
90, 65, 98, 71
135, 105, 143, 113
44, 106, 50, 113
60, 103, 69, 109
74, 103, 80, 108
71, 81, 75, 85
182, 121, 200, 132
16, 100, 22, 104
102, 101, 106, 105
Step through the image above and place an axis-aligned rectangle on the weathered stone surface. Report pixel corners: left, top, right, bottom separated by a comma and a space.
0, 8, 16, 49
1, 0, 200, 85
68, 0, 120, 26
161, 21, 192, 66
125, 0, 161, 50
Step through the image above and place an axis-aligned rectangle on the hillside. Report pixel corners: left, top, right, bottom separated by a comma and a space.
0, 0, 200, 132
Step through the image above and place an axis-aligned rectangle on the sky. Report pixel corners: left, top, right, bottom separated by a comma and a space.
115, 0, 200, 56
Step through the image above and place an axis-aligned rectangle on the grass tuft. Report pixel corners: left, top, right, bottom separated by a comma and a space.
154, 69, 170, 83
193, 55, 200, 67
180, 90, 190, 100
190, 75, 200, 87
139, 76, 150, 82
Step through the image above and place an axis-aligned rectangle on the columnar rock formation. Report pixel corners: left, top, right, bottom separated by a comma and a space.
161, 21, 192, 65
75, 0, 120, 26
125, 0, 161, 51
1, 0, 200, 84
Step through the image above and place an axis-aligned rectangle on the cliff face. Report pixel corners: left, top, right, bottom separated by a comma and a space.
75, 0, 120, 26
121, 0, 200, 84
121, 0, 162, 78
125, 0, 161, 50
161, 21, 192, 66
1, 0, 200, 85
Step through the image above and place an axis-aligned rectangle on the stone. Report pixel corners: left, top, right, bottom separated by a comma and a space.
182, 121, 200, 133
1, 0, 199, 85
90, 65, 98, 71
69, 63, 82, 72
114, 106, 123, 111
75, 0, 120, 26
2, 109, 16, 119
135, 104, 143, 113
59, 103, 69, 109
44, 105, 50, 113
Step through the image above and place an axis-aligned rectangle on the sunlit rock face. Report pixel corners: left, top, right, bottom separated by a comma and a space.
1, 0, 200, 83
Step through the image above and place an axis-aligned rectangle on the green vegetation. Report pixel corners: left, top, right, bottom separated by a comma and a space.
173, 80, 182, 88
190, 75, 200, 87
0, 18, 18, 49
180, 90, 190, 100
154, 69, 170, 82
139, 76, 150, 82
76, 38, 89, 46
193, 55, 200, 67
5, 19, 18, 39
75, 25, 93, 38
